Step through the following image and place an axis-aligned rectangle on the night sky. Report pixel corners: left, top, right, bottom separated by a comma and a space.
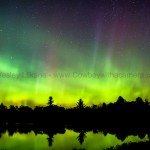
0, 0, 150, 107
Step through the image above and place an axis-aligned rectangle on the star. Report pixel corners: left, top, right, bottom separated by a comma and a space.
10, 56, 14, 60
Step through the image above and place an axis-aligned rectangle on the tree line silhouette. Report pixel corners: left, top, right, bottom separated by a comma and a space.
1, 96, 150, 147
0, 96, 150, 126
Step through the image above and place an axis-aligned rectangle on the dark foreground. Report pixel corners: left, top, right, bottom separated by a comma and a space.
0, 96, 150, 148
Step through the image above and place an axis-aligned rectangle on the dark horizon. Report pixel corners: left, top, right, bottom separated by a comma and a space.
0, 96, 150, 126
0, 95, 150, 108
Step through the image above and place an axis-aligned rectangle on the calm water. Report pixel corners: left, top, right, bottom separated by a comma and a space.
0, 130, 148, 150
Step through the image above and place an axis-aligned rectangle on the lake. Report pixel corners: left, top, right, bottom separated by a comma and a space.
0, 129, 148, 150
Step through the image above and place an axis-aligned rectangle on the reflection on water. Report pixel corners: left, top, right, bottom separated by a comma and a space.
0, 129, 148, 150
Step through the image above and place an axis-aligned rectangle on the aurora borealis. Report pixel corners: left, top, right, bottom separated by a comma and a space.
0, 0, 150, 107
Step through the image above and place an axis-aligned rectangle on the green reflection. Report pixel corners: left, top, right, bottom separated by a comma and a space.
0, 130, 148, 150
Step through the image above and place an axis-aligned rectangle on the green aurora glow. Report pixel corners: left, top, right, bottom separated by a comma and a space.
0, 1, 150, 107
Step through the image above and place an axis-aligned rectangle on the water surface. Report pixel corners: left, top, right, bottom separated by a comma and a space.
0, 129, 148, 150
